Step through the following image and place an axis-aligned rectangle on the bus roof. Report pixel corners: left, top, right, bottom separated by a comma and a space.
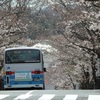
4, 46, 41, 52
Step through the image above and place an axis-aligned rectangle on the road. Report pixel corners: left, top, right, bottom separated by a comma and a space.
0, 90, 100, 100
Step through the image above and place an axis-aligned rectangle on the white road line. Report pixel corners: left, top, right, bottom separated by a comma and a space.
38, 94, 55, 100
63, 95, 78, 100
88, 95, 100, 100
13, 94, 32, 100
26, 90, 35, 95
0, 94, 9, 100
13, 90, 35, 100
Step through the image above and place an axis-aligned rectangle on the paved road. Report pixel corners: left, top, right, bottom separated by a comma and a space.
0, 90, 100, 100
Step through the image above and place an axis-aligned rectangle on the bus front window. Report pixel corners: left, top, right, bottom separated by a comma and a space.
5, 49, 40, 64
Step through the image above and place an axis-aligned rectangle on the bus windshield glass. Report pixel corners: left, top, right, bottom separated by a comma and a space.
5, 49, 40, 64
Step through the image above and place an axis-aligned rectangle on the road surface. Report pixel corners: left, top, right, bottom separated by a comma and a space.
0, 90, 100, 100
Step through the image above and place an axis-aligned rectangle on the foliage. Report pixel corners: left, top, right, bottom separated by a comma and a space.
0, 0, 100, 89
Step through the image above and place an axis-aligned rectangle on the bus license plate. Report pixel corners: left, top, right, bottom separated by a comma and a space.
15, 72, 32, 81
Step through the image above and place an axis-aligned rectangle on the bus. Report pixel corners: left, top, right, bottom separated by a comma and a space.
3, 46, 46, 90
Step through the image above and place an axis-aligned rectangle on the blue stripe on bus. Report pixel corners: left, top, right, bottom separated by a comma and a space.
4, 81, 6, 85
4, 74, 44, 85
10, 75, 15, 79
9, 81, 43, 85
4, 75, 15, 79
10, 81, 43, 85
4, 74, 44, 79
4, 80, 43, 85
4, 75, 6, 80
32, 74, 44, 77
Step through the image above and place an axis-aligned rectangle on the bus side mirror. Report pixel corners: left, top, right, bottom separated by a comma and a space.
44, 68, 46, 72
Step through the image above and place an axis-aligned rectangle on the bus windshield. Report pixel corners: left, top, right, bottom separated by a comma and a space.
5, 49, 40, 64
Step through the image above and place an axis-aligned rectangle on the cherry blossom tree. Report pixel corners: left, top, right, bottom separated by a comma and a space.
45, 0, 100, 89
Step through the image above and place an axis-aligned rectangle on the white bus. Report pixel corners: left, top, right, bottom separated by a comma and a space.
3, 46, 46, 90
